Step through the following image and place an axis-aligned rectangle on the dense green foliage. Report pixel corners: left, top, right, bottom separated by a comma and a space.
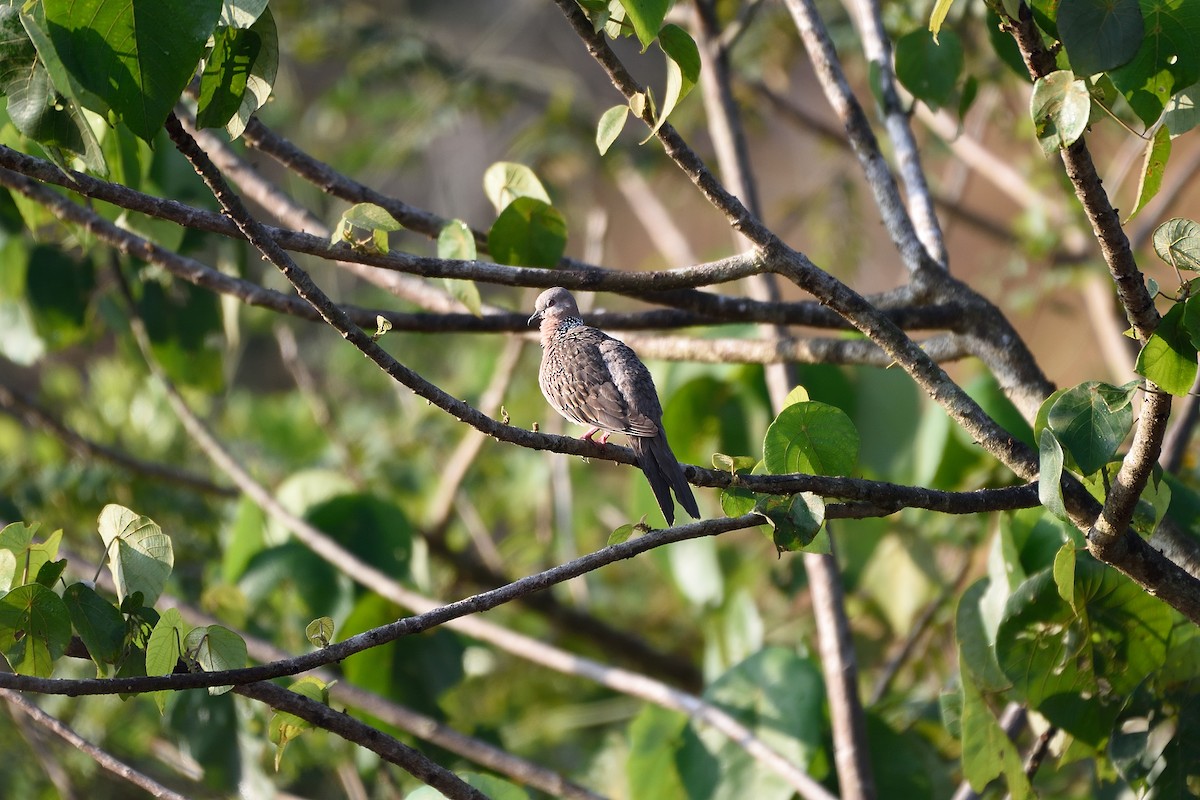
2, 0, 1200, 798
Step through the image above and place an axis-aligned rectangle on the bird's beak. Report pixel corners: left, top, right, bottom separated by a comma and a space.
527, 310, 542, 326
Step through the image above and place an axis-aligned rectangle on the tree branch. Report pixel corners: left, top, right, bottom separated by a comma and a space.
234, 681, 487, 800
848, 0, 948, 267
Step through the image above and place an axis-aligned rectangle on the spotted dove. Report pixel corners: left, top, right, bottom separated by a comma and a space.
529, 287, 700, 525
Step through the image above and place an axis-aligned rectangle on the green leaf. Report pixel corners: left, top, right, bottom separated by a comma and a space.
145, 607, 187, 712
1153, 217, 1200, 271
1111, 681, 1200, 796
753, 493, 826, 553
0, 583, 72, 677
225, 6, 277, 139
436, 219, 476, 261
0, 8, 85, 152
627, 705, 689, 800
1058, 0, 1144, 75
762, 401, 859, 477
97, 504, 174, 606
619, 0, 670, 49
895, 29, 964, 109
929, 0, 957, 40
1125, 125, 1171, 223
596, 104, 628, 154
137, 278, 225, 392
782, 385, 810, 407
146, 608, 186, 675
25, 246, 94, 350
647, 24, 699, 138
997, 559, 1172, 746
18, 9, 107, 174
195, 25, 262, 129
20, 528, 63, 589
63, 582, 126, 673
1046, 380, 1138, 475
436, 219, 482, 316
305, 616, 334, 648
955, 579, 1010, 692
42, 0, 224, 142
608, 523, 635, 545
482, 162, 550, 214
0, 550, 15, 595
1165, 81, 1200, 135
959, 662, 1034, 798
269, 676, 332, 769
1038, 429, 1070, 519
1031, 70, 1092, 156
341, 203, 403, 232
1109, 0, 1200, 127
220, 0, 270, 28
487, 197, 568, 268
184, 624, 247, 696
721, 486, 759, 518
1052, 541, 1078, 609
679, 648, 827, 796
1135, 301, 1197, 395
34, 558, 66, 588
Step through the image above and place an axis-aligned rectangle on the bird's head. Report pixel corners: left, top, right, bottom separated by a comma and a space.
528, 287, 581, 327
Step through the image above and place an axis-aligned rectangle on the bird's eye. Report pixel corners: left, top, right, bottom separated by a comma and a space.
546, 299, 555, 307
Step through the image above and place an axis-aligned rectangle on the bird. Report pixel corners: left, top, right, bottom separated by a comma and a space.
529, 287, 700, 525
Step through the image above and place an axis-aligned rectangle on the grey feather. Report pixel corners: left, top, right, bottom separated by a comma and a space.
530, 287, 699, 524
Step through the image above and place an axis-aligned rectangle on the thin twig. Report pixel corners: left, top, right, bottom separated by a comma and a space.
849, 0, 947, 267
780, 0, 939, 277
236, 681, 487, 800
0, 688, 192, 800
0, 381, 235, 497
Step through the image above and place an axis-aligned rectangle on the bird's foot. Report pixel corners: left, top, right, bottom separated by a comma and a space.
581, 427, 610, 445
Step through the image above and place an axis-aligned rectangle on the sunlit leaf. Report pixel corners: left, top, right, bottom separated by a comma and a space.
1125, 125, 1171, 223
146, 607, 187, 712
1153, 218, 1200, 271
646, 24, 699, 138
0, 583, 71, 677
1135, 301, 1197, 395
225, 6, 277, 139
196, 25, 262, 129
482, 162, 550, 214
1038, 429, 1070, 519
1031, 70, 1091, 156
305, 616, 334, 648
619, 0, 669, 49
43, 0, 223, 142
1110, 0, 1200, 127
184, 624, 247, 696
596, 104, 629, 155
98, 504, 174, 606
763, 401, 859, 477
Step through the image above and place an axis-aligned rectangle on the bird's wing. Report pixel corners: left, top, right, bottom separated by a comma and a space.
540, 327, 660, 436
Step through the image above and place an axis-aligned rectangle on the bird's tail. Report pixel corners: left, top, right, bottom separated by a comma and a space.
631, 432, 700, 526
